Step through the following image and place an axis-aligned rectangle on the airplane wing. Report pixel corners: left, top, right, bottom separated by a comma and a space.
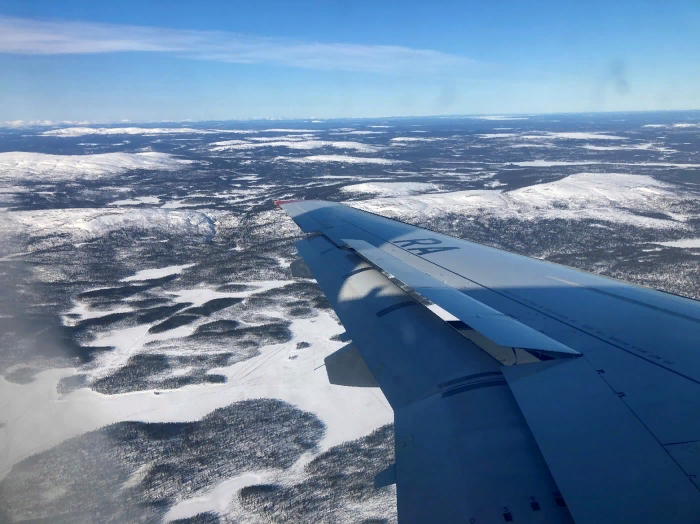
278, 199, 700, 524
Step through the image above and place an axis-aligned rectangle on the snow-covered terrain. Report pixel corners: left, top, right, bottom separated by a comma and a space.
581, 142, 677, 152
477, 133, 519, 138
1, 112, 699, 523
534, 131, 628, 140
351, 173, 694, 229
41, 127, 257, 137
390, 136, 444, 142
277, 154, 406, 164
329, 130, 385, 135
3, 208, 217, 250
0, 152, 193, 182
0, 299, 390, 477
341, 181, 441, 197
108, 196, 161, 206
211, 139, 379, 153
121, 263, 196, 282
657, 238, 700, 248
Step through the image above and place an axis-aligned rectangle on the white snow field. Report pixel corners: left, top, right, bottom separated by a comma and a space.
40, 127, 320, 137
350, 173, 696, 230
0, 281, 393, 482
165, 471, 275, 521
581, 142, 677, 152
276, 154, 406, 164
2, 208, 217, 250
477, 133, 519, 138
506, 160, 597, 167
329, 130, 385, 135
390, 137, 444, 142
260, 129, 317, 133
108, 196, 161, 206
248, 134, 315, 142
41, 127, 258, 137
211, 139, 379, 153
341, 182, 441, 197
657, 238, 700, 248
0, 152, 193, 182
527, 132, 628, 140
477, 132, 627, 141
507, 160, 700, 169
120, 263, 196, 282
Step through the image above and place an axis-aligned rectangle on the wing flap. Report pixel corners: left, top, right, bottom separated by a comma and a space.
503, 357, 700, 523
343, 238, 579, 359
394, 370, 574, 524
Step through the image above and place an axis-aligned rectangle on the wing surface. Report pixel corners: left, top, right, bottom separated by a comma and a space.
280, 199, 700, 523
297, 233, 574, 523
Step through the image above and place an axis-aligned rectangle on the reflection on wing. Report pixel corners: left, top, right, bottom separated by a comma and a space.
280, 199, 700, 524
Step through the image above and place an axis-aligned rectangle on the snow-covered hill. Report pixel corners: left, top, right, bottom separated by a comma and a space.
0, 152, 194, 182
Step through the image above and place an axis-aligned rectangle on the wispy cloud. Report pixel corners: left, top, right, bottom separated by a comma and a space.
0, 16, 475, 74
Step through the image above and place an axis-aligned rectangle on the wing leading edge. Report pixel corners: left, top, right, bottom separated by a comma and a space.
280, 199, 700, 523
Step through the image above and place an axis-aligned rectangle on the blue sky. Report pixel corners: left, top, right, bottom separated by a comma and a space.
1, 0, 699, 122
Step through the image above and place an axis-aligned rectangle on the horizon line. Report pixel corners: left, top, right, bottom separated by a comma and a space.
2, 108, 700, 129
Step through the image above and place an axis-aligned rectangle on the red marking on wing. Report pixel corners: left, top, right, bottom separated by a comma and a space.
275, 199, 303, 206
